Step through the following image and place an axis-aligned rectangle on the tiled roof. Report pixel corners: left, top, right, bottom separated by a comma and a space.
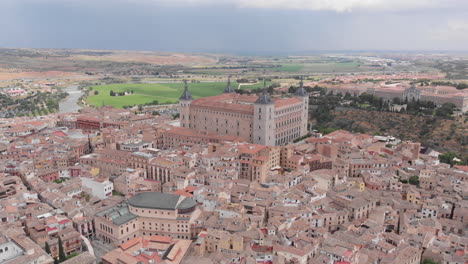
274, 97, 302, 108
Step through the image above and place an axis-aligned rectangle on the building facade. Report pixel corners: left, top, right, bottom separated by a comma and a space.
179, 79, 309, 146
95, 192, 201, 246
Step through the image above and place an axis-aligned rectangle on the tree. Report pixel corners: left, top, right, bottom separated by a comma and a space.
435, 103, 456, 117
87, 137, 93, 154
409, 176, 420, 186
138, 104, 143, 111
45, 242, 51, 255
267, 86, 274, 93
270, 82, 280, 88
439, 152, 459, 166
58, 236, 66, 262
94, 90, 99, 95
422, 258, 440, 264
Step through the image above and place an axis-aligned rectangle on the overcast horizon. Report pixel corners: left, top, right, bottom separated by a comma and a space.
1, 0, 468, 54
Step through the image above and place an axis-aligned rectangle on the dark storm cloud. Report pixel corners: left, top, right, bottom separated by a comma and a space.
0, 0, 467, 53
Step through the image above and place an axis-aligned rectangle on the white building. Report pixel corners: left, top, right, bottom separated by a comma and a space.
0, 237, 24, 263
81, 177, 113, 199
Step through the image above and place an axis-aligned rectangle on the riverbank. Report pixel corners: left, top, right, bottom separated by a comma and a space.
59, 85, 83, 113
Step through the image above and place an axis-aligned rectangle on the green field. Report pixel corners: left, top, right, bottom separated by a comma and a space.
86, 81, 271, 108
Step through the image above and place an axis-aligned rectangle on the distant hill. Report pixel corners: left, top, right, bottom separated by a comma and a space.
315, 108, 467, 158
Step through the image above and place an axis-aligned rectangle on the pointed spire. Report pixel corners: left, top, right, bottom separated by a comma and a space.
179, 79, 193, 100
256, 83, 273, 104
224, 75, 235, 93
295, 76, 308, 97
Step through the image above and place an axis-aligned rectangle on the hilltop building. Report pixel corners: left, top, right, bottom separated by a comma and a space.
179, 79, 309, 146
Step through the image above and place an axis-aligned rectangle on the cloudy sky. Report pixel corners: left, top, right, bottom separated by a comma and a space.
1, 0, 467, 54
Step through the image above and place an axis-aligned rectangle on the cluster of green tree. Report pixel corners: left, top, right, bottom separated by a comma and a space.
101, 77, 125, 84
392, 98, 456, 117
398, 175, 419, 185
439, 152, 468, 166
422, 258, 441, 264
311, 90, 458, 118
288, 84, 327, 95
312, 91, 390, 112
432, 81, 468, 90
309, 91, 464, 142
236, 78, 257, 83
109, 90, 133, 96
122, 100, 160, 111
235, 83, 279, 95
79, 81, 101, 89
350, 78, 384, 84
44, 236, 77, 264
0, 93, 15, 109
411, 78, 432, 86
11, 90, 68, 117
397, 175, 419, 186
409, 176, 420, 185
434, 103, 457, 117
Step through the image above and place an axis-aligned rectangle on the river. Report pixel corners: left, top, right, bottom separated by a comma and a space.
59, 85, 83, 113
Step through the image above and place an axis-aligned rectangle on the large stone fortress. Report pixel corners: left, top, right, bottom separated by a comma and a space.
179, 78, 309, 146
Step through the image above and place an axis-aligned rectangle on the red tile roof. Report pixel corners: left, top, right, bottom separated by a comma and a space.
120, 237, 140, 250
149, 235, 172, 244
273, 97, 301, 108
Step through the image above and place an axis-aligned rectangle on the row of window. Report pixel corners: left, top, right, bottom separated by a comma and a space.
193, 108, 251, 119
134, 209, 172, 215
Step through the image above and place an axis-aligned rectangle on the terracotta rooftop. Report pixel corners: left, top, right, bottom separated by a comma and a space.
274, 97, 302, 108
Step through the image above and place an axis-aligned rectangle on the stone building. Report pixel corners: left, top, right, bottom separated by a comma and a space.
95, 192, 201, 246
179, 79, 309, 146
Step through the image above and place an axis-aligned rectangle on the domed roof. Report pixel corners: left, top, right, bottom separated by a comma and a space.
128, 192, 197, 210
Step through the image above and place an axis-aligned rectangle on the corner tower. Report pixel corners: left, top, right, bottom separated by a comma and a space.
224, 75, 235, 93
179, 80, 193, 128
253, 88, 275, 146
295, 77, 309, 136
